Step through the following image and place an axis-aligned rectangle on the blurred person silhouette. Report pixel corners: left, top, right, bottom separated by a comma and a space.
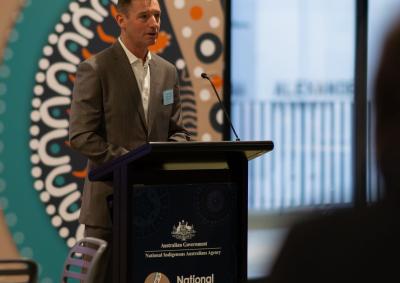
267, 19, 400, 283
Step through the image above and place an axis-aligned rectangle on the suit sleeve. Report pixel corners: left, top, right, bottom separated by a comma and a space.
168, 69, 190, 141
69, 61, 129, 165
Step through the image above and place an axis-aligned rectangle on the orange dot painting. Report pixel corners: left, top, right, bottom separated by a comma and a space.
72, 168, 88, 179
211, 75, 223, 89
81, 47, 93, 59
149, 31, 171, 53
68, 74, 76, 83
110, 4, 118, 18
190, 6, 203, 20
97, 25, 116, 44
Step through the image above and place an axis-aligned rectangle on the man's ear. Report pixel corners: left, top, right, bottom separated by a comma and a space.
115, 12, 126, 29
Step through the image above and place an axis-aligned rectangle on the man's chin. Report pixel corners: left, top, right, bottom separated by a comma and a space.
147, 39, 157, 47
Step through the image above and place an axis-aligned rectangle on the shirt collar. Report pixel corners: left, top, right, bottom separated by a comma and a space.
118, 37, 152, 65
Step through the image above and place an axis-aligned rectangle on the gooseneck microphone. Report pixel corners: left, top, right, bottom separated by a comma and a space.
201, 72, 240, 141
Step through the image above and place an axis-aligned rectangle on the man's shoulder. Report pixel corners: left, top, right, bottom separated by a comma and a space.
79, 44, 116, 70
151, 53, 175, 70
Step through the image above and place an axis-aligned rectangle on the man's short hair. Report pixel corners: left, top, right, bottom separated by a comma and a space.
117, 0, 132, 14
117, 0, 154, 14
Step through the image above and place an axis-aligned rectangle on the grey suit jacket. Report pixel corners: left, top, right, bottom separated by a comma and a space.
69, 41, 189, 228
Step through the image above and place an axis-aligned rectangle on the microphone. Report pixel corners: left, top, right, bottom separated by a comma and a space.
201, 72, 240, 141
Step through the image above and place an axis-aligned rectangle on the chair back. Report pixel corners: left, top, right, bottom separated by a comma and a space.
0, 259, 38, 283
61, 237, 107, 283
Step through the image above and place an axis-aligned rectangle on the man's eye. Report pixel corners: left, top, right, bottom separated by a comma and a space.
139, 14, 148, 20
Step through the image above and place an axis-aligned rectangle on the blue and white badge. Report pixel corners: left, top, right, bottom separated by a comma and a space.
163, 89, 174, 105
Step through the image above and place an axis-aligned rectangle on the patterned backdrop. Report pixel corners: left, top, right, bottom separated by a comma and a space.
0, 0, 225, 281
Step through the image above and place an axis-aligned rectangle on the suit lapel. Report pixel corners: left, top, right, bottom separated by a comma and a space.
111, 42, 148, 132
147, 56, 162, 135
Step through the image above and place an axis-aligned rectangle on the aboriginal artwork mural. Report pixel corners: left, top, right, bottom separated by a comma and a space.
0, 0, 226, 281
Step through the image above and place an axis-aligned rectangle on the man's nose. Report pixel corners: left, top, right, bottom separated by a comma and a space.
148, 15, 159, 27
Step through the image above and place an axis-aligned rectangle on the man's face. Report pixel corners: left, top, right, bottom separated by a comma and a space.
118, 0, 161, 49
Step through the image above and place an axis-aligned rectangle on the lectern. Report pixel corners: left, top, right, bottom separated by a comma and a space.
89, 141, 274, 283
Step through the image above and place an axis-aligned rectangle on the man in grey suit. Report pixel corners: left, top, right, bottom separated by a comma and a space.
69, 0, 189, 281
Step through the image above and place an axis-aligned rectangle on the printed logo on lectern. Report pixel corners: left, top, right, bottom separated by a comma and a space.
171, 220, 196, 241
144, 272, 170, 283
177, 274, 215, 283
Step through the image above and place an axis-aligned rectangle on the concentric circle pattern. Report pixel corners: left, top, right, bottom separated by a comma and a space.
30, 0, 120, 248
1, 0, 224, 281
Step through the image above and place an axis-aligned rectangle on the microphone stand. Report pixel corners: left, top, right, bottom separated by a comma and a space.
201, 73, 240, 141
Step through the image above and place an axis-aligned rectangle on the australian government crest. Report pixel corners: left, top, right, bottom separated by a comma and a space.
171, 220, 196, 241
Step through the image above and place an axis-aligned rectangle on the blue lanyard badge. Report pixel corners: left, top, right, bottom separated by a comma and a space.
163, 89, 174, 105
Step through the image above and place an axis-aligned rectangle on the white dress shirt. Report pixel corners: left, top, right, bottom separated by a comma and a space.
118, 37, 151, 122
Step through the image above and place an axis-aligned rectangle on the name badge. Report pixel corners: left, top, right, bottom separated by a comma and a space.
163, 89, 174, 105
